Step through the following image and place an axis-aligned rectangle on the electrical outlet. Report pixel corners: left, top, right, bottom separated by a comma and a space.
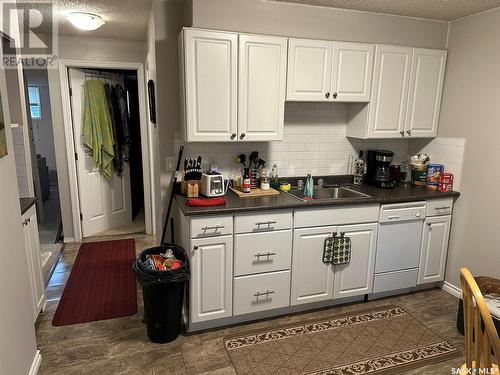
166, 157, 175, 171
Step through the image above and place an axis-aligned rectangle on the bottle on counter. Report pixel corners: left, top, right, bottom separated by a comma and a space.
242, 168, 251, 193
260, 167, 270, 190
353, 150, 365, 185
270, 164, 279, 190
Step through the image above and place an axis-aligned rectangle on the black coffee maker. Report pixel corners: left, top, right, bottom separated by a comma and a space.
366, 150, 395, 188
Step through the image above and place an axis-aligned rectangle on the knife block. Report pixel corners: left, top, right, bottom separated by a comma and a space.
181, 180, 200, 198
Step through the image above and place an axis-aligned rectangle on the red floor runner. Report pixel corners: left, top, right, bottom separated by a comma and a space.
52, 239, 137, 326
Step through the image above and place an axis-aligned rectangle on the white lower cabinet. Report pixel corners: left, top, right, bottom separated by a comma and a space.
333, 223, 378, 299
291, 226, 336, 305
418, 215, 451, 285
190, 235, 233, 323
22, 205, 45, 322
233, 270, 290, 315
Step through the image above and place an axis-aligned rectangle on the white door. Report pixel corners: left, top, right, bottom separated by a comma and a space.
238, 34, 287, 141
418, 215, 451, 285
405, 48, 447, 138
367, 45, 412, 138
333, 223, 378, 299
286, 38, 333, 101
22, 206, 45, 321
291, 226, 336, 305
68, 68, 132, 237
183, 29, 238, 142
190, 235, 233, 323
331, 42, 374, 102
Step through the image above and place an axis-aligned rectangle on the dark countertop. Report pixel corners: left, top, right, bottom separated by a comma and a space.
175, 183, 460, 216
20, 197, 38, 215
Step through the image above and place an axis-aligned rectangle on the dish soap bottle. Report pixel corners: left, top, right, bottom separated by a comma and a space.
353, 150, 365, 185
304, 174, 314, 199
270, 164, 279, 189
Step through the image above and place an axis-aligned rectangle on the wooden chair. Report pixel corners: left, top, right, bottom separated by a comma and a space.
460, 268, 500, 375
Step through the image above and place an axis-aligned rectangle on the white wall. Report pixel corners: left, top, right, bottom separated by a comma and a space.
45, 35, 146, 240
189, 0, 449, 49
438, 8, 500, 288
0, 43, 39, 375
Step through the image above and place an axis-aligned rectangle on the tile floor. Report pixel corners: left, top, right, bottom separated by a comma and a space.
36, 233, 465, 374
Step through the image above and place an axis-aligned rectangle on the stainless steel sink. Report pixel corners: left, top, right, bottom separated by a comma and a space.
286, 185, 372, 202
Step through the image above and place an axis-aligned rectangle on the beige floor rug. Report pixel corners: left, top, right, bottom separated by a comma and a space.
224, 306, 460, 375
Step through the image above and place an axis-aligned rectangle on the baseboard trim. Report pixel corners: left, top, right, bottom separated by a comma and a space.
28, 350, 42, 375
442, 281, 461, 299
63, 236, 75, 244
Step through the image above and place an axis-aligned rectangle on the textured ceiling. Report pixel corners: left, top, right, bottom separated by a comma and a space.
272, 0, 500, 21
20, 0, 152, 41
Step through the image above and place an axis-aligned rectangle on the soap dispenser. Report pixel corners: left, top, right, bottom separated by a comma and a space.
304, 174, 314, 199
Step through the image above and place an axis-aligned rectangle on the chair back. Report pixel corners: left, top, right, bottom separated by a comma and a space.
460, 268, 500, 371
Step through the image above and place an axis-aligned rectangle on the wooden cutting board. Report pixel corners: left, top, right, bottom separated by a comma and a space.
230, 187, 280, 198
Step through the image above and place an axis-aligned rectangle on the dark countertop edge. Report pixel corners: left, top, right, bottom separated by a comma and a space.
175, 190, 460, 217
20, 197, 38, 215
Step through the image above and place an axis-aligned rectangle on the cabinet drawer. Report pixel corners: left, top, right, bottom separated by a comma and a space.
426, 198, 453, 217
294, 204, 379, 228
373, 269, 418, 294
233, 270, 290, 315
234, 210, 292, 234
191, 215, 233, 238
234, 230, 292, 276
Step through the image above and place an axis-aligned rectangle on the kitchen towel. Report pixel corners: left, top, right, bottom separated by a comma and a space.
323, 234, 351, 265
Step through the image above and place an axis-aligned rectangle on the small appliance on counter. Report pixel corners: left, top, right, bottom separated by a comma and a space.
200, 171, 226, 197
366, 150, 395, 188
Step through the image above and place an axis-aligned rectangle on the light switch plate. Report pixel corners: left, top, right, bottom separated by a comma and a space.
166, 156, 175, 171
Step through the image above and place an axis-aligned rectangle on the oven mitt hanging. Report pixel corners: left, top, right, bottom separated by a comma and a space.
323, 234, 351, 265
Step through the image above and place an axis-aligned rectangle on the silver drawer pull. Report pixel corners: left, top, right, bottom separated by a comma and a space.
254, 252, 276, 260
388, 215, 400, 220
255, 220, 277, 227
436, 206, 451, 210
253, 290, 275, 298
201, 225, 224, 232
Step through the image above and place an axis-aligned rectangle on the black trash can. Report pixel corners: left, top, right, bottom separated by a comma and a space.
133, 243, 189, 343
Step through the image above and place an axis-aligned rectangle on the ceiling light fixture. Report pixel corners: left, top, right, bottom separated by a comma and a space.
67, 12, 105, 31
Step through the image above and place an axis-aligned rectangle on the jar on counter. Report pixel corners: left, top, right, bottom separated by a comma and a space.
411, 163, 428, 187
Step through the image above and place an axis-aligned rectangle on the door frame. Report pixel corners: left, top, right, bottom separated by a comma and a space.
58, 59, 153, 242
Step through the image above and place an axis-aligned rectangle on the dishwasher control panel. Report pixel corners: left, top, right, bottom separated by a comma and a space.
379, 201, 427, 223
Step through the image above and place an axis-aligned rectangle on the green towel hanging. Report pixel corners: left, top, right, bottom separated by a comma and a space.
323, 233, 351, 265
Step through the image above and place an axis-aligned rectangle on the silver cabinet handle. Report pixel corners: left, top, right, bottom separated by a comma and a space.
400, 131, 405, 137
332, 92, 338, 99
388, 215, 400, 220
239, 133, 246, 140
193, 245, 199, 251
254, 252, 276, 260
325, 92, 330, 99
253, 290, 275, 298
406, 130, 412, 136
255, 220, 277, 227
201, 225, 224, 233
427, 222, 432, 227
230, 133, 237, 140
436, 206, 451, 210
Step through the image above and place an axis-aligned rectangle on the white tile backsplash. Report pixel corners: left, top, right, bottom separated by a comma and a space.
175, 102, 410, 179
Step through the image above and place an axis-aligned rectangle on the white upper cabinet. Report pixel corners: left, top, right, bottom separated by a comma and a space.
287, 39, 373, 102
331, 42, 374, 102
287, 38, 333, 101
405, 48, 447, 138
367, 45, 413, 138
238, 34, 287, 141
181, 29, 238, 142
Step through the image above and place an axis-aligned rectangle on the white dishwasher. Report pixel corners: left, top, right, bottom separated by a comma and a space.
373, 201, 426, 293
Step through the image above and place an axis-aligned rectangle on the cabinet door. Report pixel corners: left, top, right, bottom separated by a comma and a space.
418, 215, 451, 285
287, 38, 332, 101
333, 223, 378, 299
22, 207, 45, 321
183, 29, 238, 141
291, 226, 336, 305
331, 42, 374, 102
238, 34, 287, 141
405, 48, 447, 138
367, 45, 412, 138
190, 235, 233, 323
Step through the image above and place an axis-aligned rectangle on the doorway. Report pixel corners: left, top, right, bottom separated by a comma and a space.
23, 67, 64, 281
67, 67, 147, 238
